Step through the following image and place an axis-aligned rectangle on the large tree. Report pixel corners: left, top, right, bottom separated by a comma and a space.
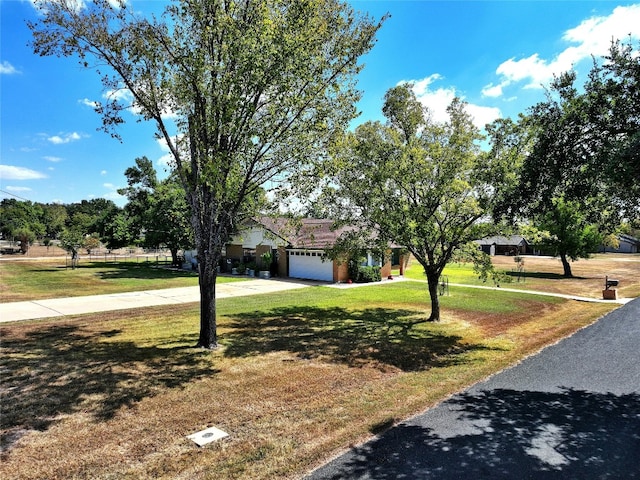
327, 85, 511, 322
512, 41, 640, 277
30, 0, 382, 348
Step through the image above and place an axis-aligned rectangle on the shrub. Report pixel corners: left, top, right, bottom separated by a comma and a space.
347, 263, 381, 283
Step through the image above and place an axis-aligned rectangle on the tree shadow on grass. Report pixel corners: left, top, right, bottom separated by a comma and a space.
505, 271, 587, 281
309, 388, 640, 479
28, 262, 198, 280
222, 306, 497, 372
0, 324, 217, 454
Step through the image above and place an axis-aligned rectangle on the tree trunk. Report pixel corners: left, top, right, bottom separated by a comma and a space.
559, 252, 573, 278
170, 247, 179, 268
197, 252, 218, 349
425, 269, 441, 322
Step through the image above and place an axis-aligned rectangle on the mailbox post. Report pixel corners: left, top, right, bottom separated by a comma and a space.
603, 276, 619, 300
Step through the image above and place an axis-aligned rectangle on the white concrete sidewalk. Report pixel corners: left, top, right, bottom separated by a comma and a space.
1, 276, 629, 324
448, 282, 633, 305
0, 278, 315, 323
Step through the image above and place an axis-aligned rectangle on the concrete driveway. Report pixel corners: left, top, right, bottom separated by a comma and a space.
306, 297, 640, 479
0, 278, 314, 323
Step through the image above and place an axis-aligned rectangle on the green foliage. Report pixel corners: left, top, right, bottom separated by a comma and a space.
350, 264, 381, 283
13, 227, 36, 254
509, 41, 640, 276
0, 199, 45, 242
29, 0, 384, 348
260, 252, 272, 270
40, 203, 68, 239
83, 233, 101, 254
328, 85, 512, 320
583, 40, 640, 221
534, 196, 604, 276
118, 157, 193, 264
102, 212, 135, 251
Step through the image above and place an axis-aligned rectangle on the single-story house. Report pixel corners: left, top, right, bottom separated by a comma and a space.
600, 234, 640, 254
186, 217, 405, 282
476, 235, 532, 256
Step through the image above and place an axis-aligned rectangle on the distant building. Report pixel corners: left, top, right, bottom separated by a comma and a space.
601, 234, 640, 254
476, 235, 532, 256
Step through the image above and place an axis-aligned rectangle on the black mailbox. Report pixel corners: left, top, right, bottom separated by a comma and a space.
605, 276, 619, 290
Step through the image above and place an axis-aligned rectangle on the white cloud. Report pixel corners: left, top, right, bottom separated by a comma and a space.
0, 165, 47, 180
156, 135, 185, 168
102, 182, 125, 202
0, 61, 20, 75
482, 82, 507, 98
43, 156, 63, 163
101, 170, 108, 175
79, 98, 99, 109
398, 76, 502, 130
105, 88, 134, 104
104, 86, 178, 120
6, 186, 33, 193
30, 0, 86, 14
47, 132, 82, 144
466, 104, 503, 130
108, 0, 128, 8
489, 4, 640, 94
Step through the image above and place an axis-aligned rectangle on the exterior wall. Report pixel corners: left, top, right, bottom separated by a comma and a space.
603, 238, 639, 254
333, 259, 349, 283
226, 244, 244, 261
228, 226, 283, 248
380, 260, 392, 278
398, 253, 408, 275
277, 246, 288, 277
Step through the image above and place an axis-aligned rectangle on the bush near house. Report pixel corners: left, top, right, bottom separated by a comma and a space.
349, 261, 382, 283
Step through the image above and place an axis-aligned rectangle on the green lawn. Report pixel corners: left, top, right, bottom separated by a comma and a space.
1, 280, 614, 480
403, 260, 500, 285
0, 260, 248, 302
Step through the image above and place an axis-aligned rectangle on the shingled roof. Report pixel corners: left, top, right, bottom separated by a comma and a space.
254, 217, 354, 249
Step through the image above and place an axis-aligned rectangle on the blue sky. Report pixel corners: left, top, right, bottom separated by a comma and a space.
2, 0, 639, 207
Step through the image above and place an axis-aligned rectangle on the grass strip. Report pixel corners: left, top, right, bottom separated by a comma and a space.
0, 282, 616, 480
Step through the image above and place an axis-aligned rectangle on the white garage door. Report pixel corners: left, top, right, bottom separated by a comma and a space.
288, 250, 333, 282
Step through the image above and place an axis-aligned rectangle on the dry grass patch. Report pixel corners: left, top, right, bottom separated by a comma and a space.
0, 284, 621, 480
490, 253, 640, 298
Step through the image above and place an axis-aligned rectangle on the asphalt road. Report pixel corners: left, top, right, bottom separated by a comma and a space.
306, 297, 640, 479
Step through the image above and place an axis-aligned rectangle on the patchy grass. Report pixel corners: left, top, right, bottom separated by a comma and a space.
0, 282, 617, 480
404, 253, 640, 299
0, 260, 247, 302
490, 253, 640, 299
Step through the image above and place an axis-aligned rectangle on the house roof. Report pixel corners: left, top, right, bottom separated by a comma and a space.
476, 235, 528, 246
256, 217, 353, 249
619, 234, 640, 246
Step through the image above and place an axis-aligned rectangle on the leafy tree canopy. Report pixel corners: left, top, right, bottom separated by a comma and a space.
325, 84, 512, 322
29, 0, 384, 348
508, 40, 640, 276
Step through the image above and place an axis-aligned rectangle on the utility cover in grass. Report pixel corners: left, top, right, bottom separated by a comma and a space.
187, 426, 229, 447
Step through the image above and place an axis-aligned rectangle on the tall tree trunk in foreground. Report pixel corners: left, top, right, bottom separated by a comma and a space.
198, 260, 218, 349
